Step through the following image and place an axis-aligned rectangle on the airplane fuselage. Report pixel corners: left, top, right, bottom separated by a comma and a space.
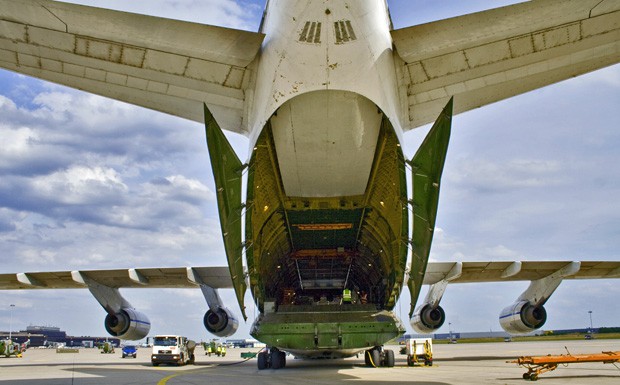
248, 0, 405, 196
242, 0, 410, 357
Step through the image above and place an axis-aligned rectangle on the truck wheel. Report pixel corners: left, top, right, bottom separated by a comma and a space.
152, 362, 159, 367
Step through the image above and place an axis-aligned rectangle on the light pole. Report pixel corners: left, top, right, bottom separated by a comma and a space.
448, 322, 453, 340
588, 310, 593, 332
9, 304, 15, 341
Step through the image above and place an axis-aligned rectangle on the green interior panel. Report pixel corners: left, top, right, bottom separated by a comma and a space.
287, 209, 363, 250
246, 113, 409, 312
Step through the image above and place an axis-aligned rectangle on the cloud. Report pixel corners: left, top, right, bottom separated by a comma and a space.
0, 209, 17, 233
144, 175, 215, 206
65, 0, 264, 30
33, 165, 127, 205
448, 157, 566, 194
0, 80, 225, 279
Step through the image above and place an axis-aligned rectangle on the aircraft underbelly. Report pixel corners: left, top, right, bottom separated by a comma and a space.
251, 305, 404, 358
270, 90, 381, 197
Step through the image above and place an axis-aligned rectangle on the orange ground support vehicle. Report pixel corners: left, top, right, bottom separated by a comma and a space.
509, 350, 620, 381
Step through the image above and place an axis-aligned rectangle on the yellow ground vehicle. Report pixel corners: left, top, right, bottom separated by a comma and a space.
400, 338, 433, 367
0, 340, 22, 358
204, 341, 226, 357
99, 341, 115, 354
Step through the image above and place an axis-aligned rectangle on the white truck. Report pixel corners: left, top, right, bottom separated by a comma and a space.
150, 335, 196, 366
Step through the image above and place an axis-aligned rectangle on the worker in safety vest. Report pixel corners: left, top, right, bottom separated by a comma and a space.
342, 288, 352, 304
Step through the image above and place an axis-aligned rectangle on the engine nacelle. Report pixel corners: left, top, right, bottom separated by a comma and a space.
203, 307, 239, 337
499, 301, 547, 335
104, 308, 150, 340
411, 304, 446, 334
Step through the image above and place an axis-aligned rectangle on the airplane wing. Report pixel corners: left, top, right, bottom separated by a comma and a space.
0, 0, 264, 134
0, 266, 233, 290
423, 261, 620, 285
410, 260, 620, 334
2, 261, 617, 290
392, 0, 620, 130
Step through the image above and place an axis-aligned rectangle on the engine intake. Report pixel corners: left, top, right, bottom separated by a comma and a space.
104, 308, 150, 340
499, 301, 547, 335
411, 304, 446, 334
203, 307, 239, 337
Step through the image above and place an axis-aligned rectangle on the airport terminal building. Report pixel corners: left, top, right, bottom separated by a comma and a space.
0, 325, 120, 347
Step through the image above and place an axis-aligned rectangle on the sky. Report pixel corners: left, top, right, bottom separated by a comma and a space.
1, 1, 619, 343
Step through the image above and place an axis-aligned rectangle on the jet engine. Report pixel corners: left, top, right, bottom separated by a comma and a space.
104, 308, 151, 340
411, 304, 446, 334
499, 300, 547, 335
203, 307, 239, 337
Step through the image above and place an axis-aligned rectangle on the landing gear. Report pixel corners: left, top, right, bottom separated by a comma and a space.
365, 346, 395, 368
257, 347, 287, 370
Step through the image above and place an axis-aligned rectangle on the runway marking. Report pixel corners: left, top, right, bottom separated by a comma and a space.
157, 372, 182, 385
152, 366, 267, 385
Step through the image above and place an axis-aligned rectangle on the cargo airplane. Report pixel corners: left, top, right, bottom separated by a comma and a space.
1, 0, 619, 370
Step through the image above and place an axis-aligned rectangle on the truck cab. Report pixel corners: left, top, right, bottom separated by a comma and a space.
150, 335, 196, 366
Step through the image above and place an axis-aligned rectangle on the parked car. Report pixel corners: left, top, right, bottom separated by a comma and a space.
122, 345, 137, 358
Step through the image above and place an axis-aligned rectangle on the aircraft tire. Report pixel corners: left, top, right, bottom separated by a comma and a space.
385, 350, 395, 367
271, 350, 285, 369
370, 349, 380, 368
257, 351, 269, 370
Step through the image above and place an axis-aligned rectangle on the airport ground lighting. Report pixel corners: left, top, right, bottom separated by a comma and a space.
9, 304, 15, 341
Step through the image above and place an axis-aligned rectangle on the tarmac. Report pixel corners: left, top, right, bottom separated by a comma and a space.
0, 339, 618, 384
